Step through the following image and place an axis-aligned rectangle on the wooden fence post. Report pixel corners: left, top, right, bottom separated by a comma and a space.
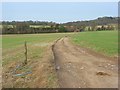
24, 41, 27, 65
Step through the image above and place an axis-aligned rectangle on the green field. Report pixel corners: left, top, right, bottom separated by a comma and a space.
3, 31, 118, 65
2, 31, 118, 88
3, 33, 72, 65
71, 31, 118, 57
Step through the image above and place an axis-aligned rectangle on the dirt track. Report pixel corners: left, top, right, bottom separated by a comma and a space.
53, 37, 118, 88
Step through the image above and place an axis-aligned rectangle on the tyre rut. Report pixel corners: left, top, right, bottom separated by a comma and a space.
52, 37, 118, 88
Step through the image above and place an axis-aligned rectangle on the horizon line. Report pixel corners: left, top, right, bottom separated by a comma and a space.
1, 16, 118, 24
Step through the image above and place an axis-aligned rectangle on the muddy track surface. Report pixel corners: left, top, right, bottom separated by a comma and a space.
52, 37, 118, 88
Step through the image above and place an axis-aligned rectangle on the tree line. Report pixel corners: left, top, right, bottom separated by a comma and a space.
1, 17, 118, 34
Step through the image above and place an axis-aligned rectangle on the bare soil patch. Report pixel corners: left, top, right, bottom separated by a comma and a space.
2, 45, 59, 88
53, 37, 118, 88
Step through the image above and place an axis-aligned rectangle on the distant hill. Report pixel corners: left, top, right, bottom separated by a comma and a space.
63, 17, 118, 26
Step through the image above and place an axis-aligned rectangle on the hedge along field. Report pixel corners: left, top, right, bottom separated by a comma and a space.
71, 31, 118, 57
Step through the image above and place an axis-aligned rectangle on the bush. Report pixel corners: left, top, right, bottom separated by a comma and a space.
58, 26, 67, 32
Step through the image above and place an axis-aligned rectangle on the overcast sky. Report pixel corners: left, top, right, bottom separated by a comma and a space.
2, 2, 118, 23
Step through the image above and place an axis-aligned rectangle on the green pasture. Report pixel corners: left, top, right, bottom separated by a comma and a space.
2, 31, 118, 66
71, 31, 118, 57
2, 33, 70, 65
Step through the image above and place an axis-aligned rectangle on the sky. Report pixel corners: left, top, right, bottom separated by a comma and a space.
1, 0, 119, 2
2, 2, 118, 23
